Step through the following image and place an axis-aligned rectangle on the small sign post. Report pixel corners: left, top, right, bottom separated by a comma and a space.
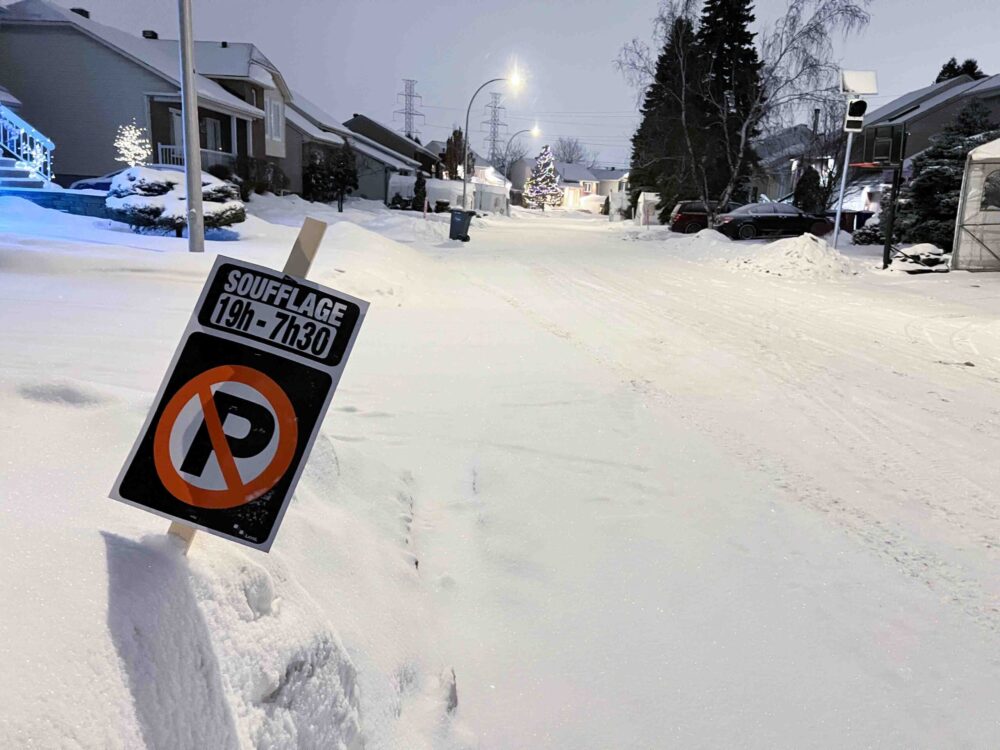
111, 218, 368, 553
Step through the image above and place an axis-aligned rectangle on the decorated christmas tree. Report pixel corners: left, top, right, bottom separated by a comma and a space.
524, 145, 562, 210
113, 119, 152, 168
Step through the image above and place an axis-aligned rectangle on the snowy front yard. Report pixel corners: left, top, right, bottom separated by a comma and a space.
1, 196, 998, 748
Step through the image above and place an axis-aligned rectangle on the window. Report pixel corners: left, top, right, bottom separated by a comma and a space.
265, 95, 284, 143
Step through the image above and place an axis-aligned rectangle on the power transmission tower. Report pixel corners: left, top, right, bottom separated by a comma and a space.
481, 92, 507, 167
393, 79, 425, 141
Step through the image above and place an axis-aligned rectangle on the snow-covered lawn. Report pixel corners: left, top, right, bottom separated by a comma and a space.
1, 196, 998, 748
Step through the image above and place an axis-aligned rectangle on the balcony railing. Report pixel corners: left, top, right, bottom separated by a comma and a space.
0, 104, 55, 181
157, 144, 236, 170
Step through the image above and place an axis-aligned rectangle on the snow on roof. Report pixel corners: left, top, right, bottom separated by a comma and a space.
343, 114, 440, 161
555, 162, 597, 183
285, 108, 345, 147
591, 168, 628, 181
349, 137, 415, 171
288, 89, 350, 133
1, 0, 262, 119
969, 135, 1000, 162
287, 91, 417, 168
146, 40, 291, 98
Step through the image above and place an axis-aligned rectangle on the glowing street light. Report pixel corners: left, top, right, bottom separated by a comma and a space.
462, 66, 525, 211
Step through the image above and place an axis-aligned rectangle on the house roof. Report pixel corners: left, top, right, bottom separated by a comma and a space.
146, 40, 292, 100
865, 75, 976, 127
288, 89, 350, 132
0, 0, 262, 119
555, 161, 597, 183
424, 140, 447, 157
590, 167, 628, 181
285, 107, 345, 147
350, 138, 415, 171
343, 113, 440, 162
288, 90, 419, 169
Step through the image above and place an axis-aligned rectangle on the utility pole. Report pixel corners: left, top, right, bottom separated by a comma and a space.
482, 92, 507, 168
177, 0, 203, 252
394, 79, 425, 140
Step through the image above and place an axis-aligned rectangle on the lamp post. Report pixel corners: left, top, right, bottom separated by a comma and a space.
177, 0, 203, 252
462, 68, 522, 210
500, 125, 540, 177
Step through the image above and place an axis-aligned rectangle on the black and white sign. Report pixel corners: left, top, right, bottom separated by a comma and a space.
110, 256, 368, 551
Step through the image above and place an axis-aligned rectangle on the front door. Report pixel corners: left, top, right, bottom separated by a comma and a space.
204, 118, 223, 152
169, 109, 182, 148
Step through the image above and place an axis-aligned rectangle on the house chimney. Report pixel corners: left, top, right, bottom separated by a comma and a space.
142, 30, 158, 39
69, 7, 90, 18
221, 41, 228, 48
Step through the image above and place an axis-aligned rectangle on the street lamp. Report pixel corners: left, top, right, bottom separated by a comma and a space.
462, 67, 523, 209
500, 125, 540, 177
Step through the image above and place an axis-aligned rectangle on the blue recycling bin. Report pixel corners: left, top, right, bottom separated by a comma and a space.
449, 209, 474, 242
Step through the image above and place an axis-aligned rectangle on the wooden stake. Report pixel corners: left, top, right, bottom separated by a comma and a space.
167, 216, 328, 555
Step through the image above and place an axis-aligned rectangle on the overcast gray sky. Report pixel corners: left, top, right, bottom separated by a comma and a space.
48, 0, 1000, 167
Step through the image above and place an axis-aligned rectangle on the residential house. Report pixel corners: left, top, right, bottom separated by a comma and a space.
0, 0, 263, 185
289, 92, 421, 202
856, 74, 1000, 165
750, 124, 834, 202
143, 39, 293, 179
343, 114, 440, 175
590, 167, 629, 197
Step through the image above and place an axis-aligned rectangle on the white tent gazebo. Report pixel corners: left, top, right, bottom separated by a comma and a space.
952, 136, 1000, 270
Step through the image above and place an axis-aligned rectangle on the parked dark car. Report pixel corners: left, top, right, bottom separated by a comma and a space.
714, 202, 833, 240
669, 200, 743, 233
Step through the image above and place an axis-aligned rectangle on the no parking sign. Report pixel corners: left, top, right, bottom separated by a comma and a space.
111, 253, 368, 551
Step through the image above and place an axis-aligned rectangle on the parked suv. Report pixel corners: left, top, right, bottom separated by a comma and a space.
669, 200, 742, 233
714, 202, 833, 240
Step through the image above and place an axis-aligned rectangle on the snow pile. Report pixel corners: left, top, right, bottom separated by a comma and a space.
106, 166, 245, 232
728, 233, 855, 279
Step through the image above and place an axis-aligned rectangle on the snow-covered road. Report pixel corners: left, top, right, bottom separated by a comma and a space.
1, 198, 998, 748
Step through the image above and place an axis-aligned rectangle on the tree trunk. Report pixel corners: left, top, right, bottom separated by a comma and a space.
338, 193, 344, 213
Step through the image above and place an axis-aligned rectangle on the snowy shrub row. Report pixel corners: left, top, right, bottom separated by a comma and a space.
106, 166, 246, 234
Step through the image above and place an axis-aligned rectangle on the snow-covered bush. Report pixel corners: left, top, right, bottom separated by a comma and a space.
851, 215, 883, 245
106, 167, 245, 235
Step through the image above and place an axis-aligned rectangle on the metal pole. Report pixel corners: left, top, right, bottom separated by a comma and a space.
882, 166, 901, 270
832, 130, 854, 250
462, 78, 504, 210
177, 0, 204, 252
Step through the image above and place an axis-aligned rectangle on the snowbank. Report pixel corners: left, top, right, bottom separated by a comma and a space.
728, 233, 855, 280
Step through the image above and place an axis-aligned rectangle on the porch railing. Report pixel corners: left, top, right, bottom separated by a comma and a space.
0, 103, 55, 181
157, 144, 236, 170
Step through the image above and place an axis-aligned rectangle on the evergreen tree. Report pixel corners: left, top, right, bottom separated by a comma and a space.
330, 140, 359, 213
793, 166, 824, 213
895, 99, 1000, 250
413, 170, 427, 212
935, 57, 987, 83
630, 16, 700, 223
443, 129, 465, 180
694, 0, 763, 201
303, 148, 334, 202
523, 145, 563, 210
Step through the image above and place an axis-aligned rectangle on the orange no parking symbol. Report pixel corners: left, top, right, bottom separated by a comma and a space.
152, 365, 298, 510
